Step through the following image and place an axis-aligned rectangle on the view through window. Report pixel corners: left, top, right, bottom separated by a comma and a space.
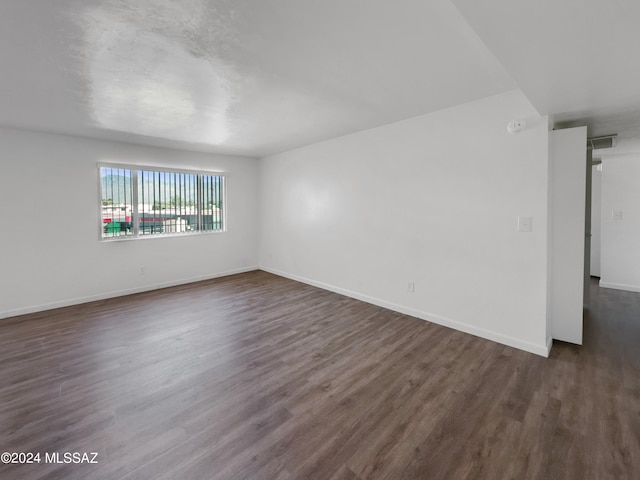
100, 165, 224, 240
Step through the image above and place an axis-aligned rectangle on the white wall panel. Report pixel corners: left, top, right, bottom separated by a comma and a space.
259, 90, 550, 356
0, 128, 259, 318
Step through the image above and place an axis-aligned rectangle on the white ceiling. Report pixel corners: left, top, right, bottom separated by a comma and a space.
1, 0, 639, 157
451, 0, 640, 149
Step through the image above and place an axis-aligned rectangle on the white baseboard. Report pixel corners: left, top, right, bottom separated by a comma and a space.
260, 266, 550, 358
0, 266, 259, 320
599, 281, 640, 293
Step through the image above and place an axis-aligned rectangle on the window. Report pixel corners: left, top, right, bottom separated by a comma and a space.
99, 164, 225, 240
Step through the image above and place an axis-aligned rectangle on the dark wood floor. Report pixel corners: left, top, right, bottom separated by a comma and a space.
0, 271, 638, 479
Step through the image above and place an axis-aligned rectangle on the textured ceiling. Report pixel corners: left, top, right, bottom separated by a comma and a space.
3, 0, 639, 157
0, 0, 516, 157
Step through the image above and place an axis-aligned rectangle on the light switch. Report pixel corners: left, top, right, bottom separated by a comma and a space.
518, 216, 532, 232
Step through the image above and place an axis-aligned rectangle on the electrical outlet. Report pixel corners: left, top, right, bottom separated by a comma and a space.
139, 266, 145, 275
408, 282, 415, 293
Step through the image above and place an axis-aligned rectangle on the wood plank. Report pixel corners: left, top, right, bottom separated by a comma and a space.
0, 272, 638, 479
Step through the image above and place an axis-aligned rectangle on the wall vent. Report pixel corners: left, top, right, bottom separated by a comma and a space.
588, 135, 617, 150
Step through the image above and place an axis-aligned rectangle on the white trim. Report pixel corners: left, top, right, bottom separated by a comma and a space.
220, 175, 228, 233
260, 266, 551, 357
99, 228, 226, 242
0, 266, 258, 320
97, 161, 225, 176
97, 165, 105, 240
599, 281, 640, 293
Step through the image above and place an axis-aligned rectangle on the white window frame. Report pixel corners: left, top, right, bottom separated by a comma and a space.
98, 162, 227, 241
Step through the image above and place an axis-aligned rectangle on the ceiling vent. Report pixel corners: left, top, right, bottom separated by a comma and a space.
588, 135, 617, 150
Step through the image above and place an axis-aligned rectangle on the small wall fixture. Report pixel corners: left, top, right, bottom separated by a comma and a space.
588, 134, 617, 150
507, 119, 526, 134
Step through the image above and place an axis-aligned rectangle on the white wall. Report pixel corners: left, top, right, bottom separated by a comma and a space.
259, 90, 551, 356
600, 154, 640, 292
590, 165, 602, 277
548, 127, 586, 345
0, 128, 259, 318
